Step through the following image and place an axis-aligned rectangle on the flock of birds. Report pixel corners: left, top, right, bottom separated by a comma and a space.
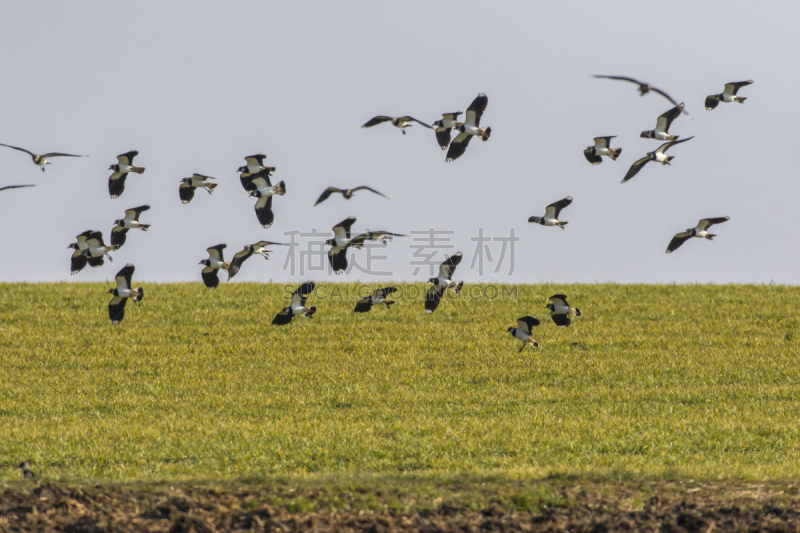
1, 76, 753, 349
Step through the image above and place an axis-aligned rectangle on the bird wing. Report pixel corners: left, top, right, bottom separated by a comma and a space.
125, 205, 150, 220
439, 252, 463, 280
86, 231, 106, 248
545, 196, 573, 219
115, 263, 135, 291
362, 116, 393, 128
228, 247, 254, 280
548, 294, 568, 307
551, 313, 571, 327
592, 74, 644, 85
108, 172, 127, 198
352, 186, 388, 199
0, 143, 35, 157
400, 116, 434, 129
207, 244, 226, 262
271, 309, 294, 326
621, 156, 651, 183
445, 132, 472, 162
442, 112, 462, 120
333, 216, 356, 241
41, 152, 87, 158
425, 285, 444, 314
117, 151, 138, 165
658, 103, 684, 132
254, 195, 274, 228
179, 182, 196, 204
697, 216, 730, 231
584, 148, 602, 165
110, 226, 129, 247
108, 296, 128, 324
516, 316, 540, 335
248, 176, 271, 192
314, 187, 340, 206
594, 136, 614, 150
71, 254, 87, 274
201, 267, 220, 288
292, 281, 315, 307
704, 96, 720, 110
244, 154, 266, 167
658, 136, 694, 154
435, 128, 453, 150
353, 299, 373, 313
328, 247, 349, 274
666, 231, 693, 253
76, 230, 93, 242
724, 80, 753, 96
375, 286, 398, 298
0, 184, 34, 192
464, 93, 488, 127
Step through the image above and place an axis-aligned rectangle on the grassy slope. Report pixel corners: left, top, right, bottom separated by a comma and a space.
0, 282, 798, 483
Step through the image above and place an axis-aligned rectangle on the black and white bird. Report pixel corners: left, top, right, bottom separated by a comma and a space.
271, 281, 317, 326
705, 80, 753, 110
354, 287, 398, 313
425, 252, 464, 314
432, 111, 463, 150
592, 75, 692, 117
622, 137, 694, 184
362, 115, 434, 134
0, 143, 87, 172
243, 168, 286, 228
584, 136, 622, 165
228, 240, 285, 280
545, 294, 582, 327
199, 244, 230, 289
17, 462, 35, 479
107, 263, 144, 324
111, 205, 151, 247
80, 231, 119, 268
179, 174, 218, 204
237, 154, 275, 189
68, 230, 94, 274
0, 184, 35, 192
528, 196, 573, 229
641, 103, 684, 141
325, 216, 404, 274
666, 217, 730, 253
446, 94, 492, 162
108, 151, 145, 199
507, 316, 540, 352
314, 186, 388, 206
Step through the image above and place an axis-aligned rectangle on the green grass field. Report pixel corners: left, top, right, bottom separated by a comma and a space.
1, 282, 799, 484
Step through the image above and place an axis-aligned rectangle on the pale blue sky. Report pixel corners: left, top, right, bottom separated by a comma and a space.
1, 1, 797, 284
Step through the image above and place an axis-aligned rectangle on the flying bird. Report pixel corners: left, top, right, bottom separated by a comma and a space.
0, 143, 87, 172
354, 287, 398, 313
325, 216, 404, 274
314, 186, 388, 206
108, 151, 145, 199
80, 231, 119, 268
584, 136, 622, 165
361, 115, 433, 134
446, 94, 492, 162
228, 240, 285, 280
243, 168, 286, 228
705, 80, 753, 110
528, 196, 573, 229
592, 75, 691, 117
107, 263, 144, 324
111, 205, 151, 247
666, 217, 730, 253
622, 137, 694, 184
545, 294, 582, 327
507, 316, 540, 352
68, 230, 94, 274
271, 281, 317, 325
17, 462, 35, 479
432, 111, 463, 150
0, 184, 35, 192
641, 103, 684, 141
199, 244, 229, 289
425, 252, 464, 314
237, 154, 275, 189
179, 173, 218, 204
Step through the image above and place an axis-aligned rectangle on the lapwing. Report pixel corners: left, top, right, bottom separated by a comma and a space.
545, 294, 582, 327
108, 151, 145, 199
361, 115, 434, 134
507, 316, 540, 352
80, 231, 119, 268
228, 240, 285, 280
237, 154, 276, 190
622, 137, 694, 184
179, 174, 218, 204
17, 462, 35, 479
666, 217, 730, 253
0, 184, 35, 192
705, 80, 753, 110
425, 252, 464, 314
107, 263, 144, 324
592, 75, 692, 117
641, 103, 684, 141
68, 230, 94, 274
325, 216, 404, 274
271, 281, 317, 325
199, 244, 229, 289
446, 94, 491, 162
314, 186, 388, 206
432, 111, 463, 150
111, 205, 151, 247
528, 196, 573, 229
584, 136, 622, 165
243, 168, 285, 228
0, 143, 87, 172
354, 287, 398, 313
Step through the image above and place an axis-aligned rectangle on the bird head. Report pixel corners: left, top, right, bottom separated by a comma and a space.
506, 326, 515, 334
236, 165, 247, 173
113, 219, 122, 226
324, 238, 336, 247
640, 130, 654, 139
432, 119, 443, 128
108, 164, 116, 171
428, 277, 438, 285
67, 243, 77, 250
199, 259, 210, 266
107, 288, 118, 296
248, 189, 261, 198
180, 177, 191, 184
545, 303, 554, 312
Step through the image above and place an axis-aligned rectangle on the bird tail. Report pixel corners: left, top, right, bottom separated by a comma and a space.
108, 245, 120, 252
131, 166, 145, 174
304, 306, 317, 318
134, 287, 144, 303
206, 182, 218, 190
558, 221, 569, 229
482, 127, 492, 141
384, 300, 395, 309
139, 224, 151, 231
453, 281, 464, 294
571, 307, 582, 317
706, 233, 716, 240
276, 180, 286, 195
737, 96, 747, 104
609, 148, 622, 160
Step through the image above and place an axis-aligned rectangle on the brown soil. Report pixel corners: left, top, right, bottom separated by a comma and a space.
1, 482, 799, 532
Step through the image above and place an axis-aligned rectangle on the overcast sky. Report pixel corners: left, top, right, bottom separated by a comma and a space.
1, 1, 798, 285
